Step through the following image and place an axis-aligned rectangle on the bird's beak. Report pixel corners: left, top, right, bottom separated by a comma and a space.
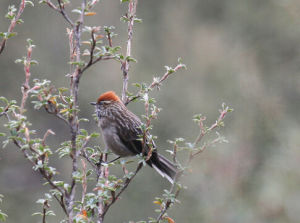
90, 102, 96, 105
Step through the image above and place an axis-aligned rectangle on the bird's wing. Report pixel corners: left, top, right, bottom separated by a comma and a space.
115, 111, 154, 155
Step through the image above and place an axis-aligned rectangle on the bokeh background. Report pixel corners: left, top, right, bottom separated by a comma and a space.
1, 0, 300, 222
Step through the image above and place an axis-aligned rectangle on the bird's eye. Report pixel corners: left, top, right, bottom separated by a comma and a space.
101, 101, 111, 105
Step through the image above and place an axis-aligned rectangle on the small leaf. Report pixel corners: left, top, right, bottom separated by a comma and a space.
0, 210, 8, 221
134, 18, 143, 23
72, 9, 82, 14
85, 12, 96, 16
165, 217, 175, 223
153, 200, 161, 205
6, 32, 17, 38
59, 108, 68, 114
25, 1, 34, 7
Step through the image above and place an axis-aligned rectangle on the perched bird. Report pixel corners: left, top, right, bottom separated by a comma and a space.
91, 91, 177, 183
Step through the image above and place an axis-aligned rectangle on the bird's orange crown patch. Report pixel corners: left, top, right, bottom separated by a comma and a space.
97, 91, 121, 103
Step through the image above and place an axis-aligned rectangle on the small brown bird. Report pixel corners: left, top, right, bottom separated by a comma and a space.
91, 91, 177, 183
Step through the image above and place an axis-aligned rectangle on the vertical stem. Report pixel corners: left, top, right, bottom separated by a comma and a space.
20, 42, 32, 114
121, 0, 138, 103
67, 1, 86, 222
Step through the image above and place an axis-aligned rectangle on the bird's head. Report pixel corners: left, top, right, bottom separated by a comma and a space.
91, 91, 122, 119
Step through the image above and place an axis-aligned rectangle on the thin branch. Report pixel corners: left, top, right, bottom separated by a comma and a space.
81, 55, 115, 74
121, 0, 138, 103
107, 31, 113, 48
20, 42, 33, 114
188, 107, 230, 162
56, 0, 74, 27
80, 27, 116, 74
125, 63, 186, 105
0, 0, 25, 55
42, 204, 47, 223
42, 129, 55, 146
53, 194, 68, 215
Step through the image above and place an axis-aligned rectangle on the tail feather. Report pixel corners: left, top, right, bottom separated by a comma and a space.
147, 152, 178, 184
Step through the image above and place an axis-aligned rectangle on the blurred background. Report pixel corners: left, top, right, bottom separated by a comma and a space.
1, 0, 300, 222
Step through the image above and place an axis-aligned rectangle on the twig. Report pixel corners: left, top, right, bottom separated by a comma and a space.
125, 63, 186, 105
188, 107, 230, 162
42, 129, 55, 146
80, 27, 116, 74
81, 55, 115, 74
107, 30, 113, 48
57, 0, 74, 27
121, 0, 138, 103
53, 194, 68, 215
42, 203, 47, 223
20, 41, 33, 114
0, 0, 25, 55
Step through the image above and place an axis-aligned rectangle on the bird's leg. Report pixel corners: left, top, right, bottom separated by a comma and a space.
98, 156, 121, 166
107, 156, 122, 164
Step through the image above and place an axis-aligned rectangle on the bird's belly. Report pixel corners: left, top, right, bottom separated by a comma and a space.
102, 128, 133, 157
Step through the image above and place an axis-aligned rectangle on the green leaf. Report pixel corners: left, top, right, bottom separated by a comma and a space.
69, 61, 85, 66
120, 16, 130, 23
46, 210, 56, 216
120, 0, 129, 3
30, 60, 39, 65
72, 9, 82, 14
6, 32, 17, 38
0, 97, 8, 104
15, 59, 23, 64
134, 18, 143, 23
53, 181, 64, 187
25, 1, 34, 7
126, 56, 137, 63
16, 19, 24, 24
90, 132, 100, 138
0, 210, 8, 221
36, 199, 46, 204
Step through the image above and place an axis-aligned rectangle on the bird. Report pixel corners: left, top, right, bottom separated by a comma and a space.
91, 91, 178, 183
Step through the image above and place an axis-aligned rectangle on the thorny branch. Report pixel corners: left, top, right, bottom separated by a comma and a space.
121, 0, 138, 103
0, 0, 25, 55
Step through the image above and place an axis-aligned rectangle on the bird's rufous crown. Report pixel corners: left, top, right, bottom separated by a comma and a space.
97, 91, 121, 103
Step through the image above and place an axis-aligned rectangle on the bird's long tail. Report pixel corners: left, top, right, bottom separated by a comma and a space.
147, 152, 178, 184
